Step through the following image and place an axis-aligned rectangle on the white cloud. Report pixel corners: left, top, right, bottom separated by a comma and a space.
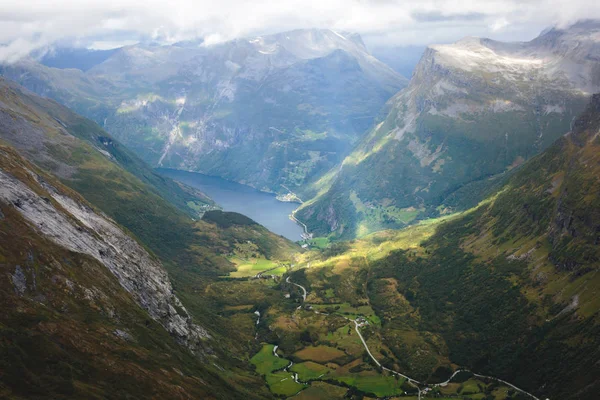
0, 0, 599, 62
490, 17, 509, 32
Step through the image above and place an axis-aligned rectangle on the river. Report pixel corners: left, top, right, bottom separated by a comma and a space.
157, 169, 304, 241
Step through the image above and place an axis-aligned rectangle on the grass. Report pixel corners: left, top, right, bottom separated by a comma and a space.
265, 371, 306, 396
322, 324, 365, 357
293, 345, 346, 363
293, 381, 347, 399
350, 191, 423, 237
290, 362, 331, 381
295, 212, 462, 273
459, 378, 485, 395
311, 303, 379, 325
332, 373, 405, 397
306, 237, 330, 249
250, 344, 290, 375
227, 257, 280, 278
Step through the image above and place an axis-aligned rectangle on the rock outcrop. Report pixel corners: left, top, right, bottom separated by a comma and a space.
0, 150, 209, 353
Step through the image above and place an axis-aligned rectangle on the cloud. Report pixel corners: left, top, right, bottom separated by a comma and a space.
0, 0, 599, 62
411, 11, 486, 23
490, 17, 510, 32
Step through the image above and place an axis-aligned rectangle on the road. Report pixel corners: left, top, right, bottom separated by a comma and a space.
286, 276, 307, 302
284, 274, 541, 400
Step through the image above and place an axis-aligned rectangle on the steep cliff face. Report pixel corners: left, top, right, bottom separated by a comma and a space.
0, 147, 208, 352
299, 21, 600, 239
1, 29, 406, 193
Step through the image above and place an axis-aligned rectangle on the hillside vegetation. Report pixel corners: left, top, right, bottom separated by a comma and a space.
0, 79, 301, 398
298, 22, 598, 240
243, 95, 599, 399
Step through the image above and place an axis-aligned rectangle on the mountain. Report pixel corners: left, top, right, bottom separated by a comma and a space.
1, 29, 407, 193
364, 92, 600, 399
260, 93, 599, 399
0, 78, 301, 398
0, 146, 259, 399
298, 21, 600, 239
369, 45, 427, 77
0, 77, 215, 215
37, 47, 119, 71
1, 25, 599, 400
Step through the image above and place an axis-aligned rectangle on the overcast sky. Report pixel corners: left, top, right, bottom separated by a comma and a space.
0, 0, 599, 62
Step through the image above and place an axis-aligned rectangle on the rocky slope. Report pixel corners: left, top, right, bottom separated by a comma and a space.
1, 29, 407, 193
0, 147, 208, 352
298, 20, 600, 238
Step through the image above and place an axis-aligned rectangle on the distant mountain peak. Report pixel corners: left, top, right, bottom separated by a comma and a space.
242, 28, 370, 61
298, 20, 597, 239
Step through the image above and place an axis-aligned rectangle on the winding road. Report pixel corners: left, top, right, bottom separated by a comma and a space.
286, 276, 307, 302
284, 273, 542, 400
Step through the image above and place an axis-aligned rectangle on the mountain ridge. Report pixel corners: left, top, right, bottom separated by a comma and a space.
298, 20, 599, 239
1, 28, 407, 194
0, 77, 303, 398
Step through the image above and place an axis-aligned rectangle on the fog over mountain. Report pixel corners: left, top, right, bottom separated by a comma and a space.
2, 0, 600, 63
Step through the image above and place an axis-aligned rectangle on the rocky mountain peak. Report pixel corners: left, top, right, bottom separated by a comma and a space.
262, 28, 368, 58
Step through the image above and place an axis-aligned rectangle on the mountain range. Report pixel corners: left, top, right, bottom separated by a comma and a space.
298, 20, 600, 238
1, 29, 406, 193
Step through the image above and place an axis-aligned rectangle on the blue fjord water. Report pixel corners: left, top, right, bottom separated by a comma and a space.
157, 169, 304, 241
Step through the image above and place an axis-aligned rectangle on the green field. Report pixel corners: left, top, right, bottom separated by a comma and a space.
228, 257, 282, 278
311, 303, 380, 325
250, 344, 290, 375
290, 362, 331, 381
306, 237, 331, 249
294, 345, 347, 363
332, 373, 405, 397
265, 371, 306, 396
293, 381, 347, 399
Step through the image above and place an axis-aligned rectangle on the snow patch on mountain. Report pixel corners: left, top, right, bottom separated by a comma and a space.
431, 38, 544, 76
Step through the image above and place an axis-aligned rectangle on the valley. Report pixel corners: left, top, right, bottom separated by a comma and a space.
217, 243, 542, 399
213, 93, 600, 399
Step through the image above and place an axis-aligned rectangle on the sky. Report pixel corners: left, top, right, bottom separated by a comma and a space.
0, 0, 599, 62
